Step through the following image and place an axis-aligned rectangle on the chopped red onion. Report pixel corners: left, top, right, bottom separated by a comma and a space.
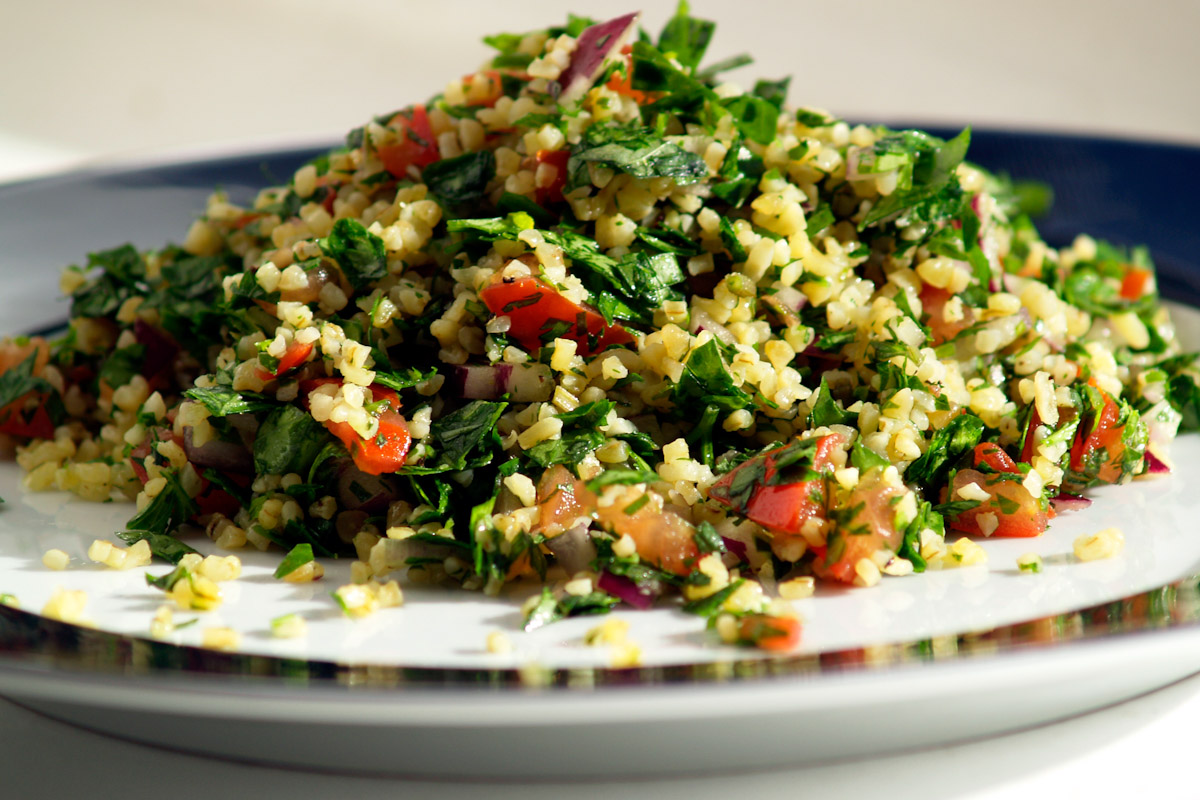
597, 570, 658, 610
1002, 273, 1028, 295
134, 319, 178, 378
558, 12, 640, 103
721, 536, 748, 562
772, 285, 808, 312
1145, 450, 1171, 474
689, 308, 736, 345
545, 524, 596, 576
452, 363, 552, 402
844, 148, 863, 180
454, 364, 512, 399
183, 426, 253, 473
1051, 494, 1093, 513
337, 462, 398, 513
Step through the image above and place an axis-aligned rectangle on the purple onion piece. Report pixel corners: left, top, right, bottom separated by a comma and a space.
545, 523, 596, 576
134, 318, 178, 378
558, 12, 640, 103
1051, 494, 1093, 513
689, 308, 736, 345
597, 570, 658, 610
772, 285, 808, 311
722, 536, 748, 562
1145, 450, 1171, 474
453, 364, 513, 400
183, 426, 253, 474
844, 148, 863, 180
336, 461, 398, 513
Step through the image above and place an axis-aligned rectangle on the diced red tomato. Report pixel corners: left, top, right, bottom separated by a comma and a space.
128, 428, 185, 486
231, 212, 262, 230
535, 463, 598, 538
1069, 387, 1127, 485
255, 340, 314, 382
376, 105, 439, 178
462, 70, 504, 107
919, 284, 972, 346
1120, 267, 1153, 300
535, 463, 699, 576
1019, 407, 1042, 465
947, 468, 1049, 538
709, 433, 844, 537
815, 470, 906, 583
300, 378, 411, 475
479, 273, 633, 356
321, 184, 338, 215
604, 46, 654, 104
534, 149, 569, 205
738, 614, 802, 652
595, 485, 698, 577
974, 442, 1019, 474
194, 485, 242, 519
0, 402, 54, 440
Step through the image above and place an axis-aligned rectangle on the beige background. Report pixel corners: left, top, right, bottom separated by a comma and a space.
1, 0, 1198, 178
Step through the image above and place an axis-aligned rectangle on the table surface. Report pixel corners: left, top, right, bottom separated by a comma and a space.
2, 2, 1198, 795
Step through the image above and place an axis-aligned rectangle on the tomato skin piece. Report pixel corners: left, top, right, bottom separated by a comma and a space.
708, 433, 843, 537
815, 471, 906, 583
535, 464, 597, 538
604, 46, 654, 104
974, 442, 1019, 474
300, 378, 411, 476
376, 105, 439, 178
1069, 388, 1129, 485
948, 468, 1049, 538
1120, 267, 1153, 300
595, 485, 698, 577
275, 340, 314, 376
919, 284, 972, 346
739, 614, 802, 652
534, 149, 569, 205
256, 340, 314, 382
1019, 407, 1043, 465
479, 273, 633, 356
0, 400, 53, 440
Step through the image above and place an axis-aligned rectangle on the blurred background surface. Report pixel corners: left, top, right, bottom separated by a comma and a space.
1, 0, 1197, 180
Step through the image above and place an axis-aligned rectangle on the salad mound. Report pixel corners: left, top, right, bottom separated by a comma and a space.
4, 5, 1198, 650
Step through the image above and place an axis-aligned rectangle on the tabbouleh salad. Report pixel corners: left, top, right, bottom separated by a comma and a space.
4, 5, 1199, 651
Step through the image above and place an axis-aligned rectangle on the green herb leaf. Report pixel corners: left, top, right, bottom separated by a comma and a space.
319, 218, 387, 291
405, 400, 506, 474
274, 543, 315, 579
906, 414, 986, 489
656, 1, 715, 70
119, 472, 199, 564
184, 386, 276, 417
568, 123, 708, 186
682, 579, 744, 618
253, 405, 334, 476
422, 150, 496, 204
673, 339, 753, 413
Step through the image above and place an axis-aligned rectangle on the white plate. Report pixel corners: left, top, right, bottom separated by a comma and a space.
2, 135, 1200, 778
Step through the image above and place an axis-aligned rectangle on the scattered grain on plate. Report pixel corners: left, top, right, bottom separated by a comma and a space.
201, 626, 241, 651
1016, 553, 1044, 573
270, 613, 308, 639
486, 630, 513, 654
1074, 528, 1125, 561
41, 587, 88, 624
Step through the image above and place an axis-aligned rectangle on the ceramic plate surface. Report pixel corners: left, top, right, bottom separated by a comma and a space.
1, 129, 1199, 778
